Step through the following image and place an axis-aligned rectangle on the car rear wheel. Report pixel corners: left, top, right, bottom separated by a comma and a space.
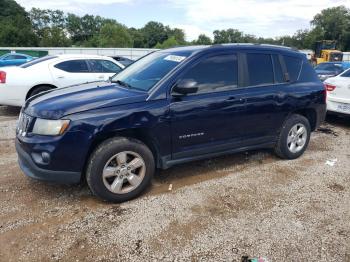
275, 114, 311, 159
27, 85, 53, 99
86, 137, 154, 202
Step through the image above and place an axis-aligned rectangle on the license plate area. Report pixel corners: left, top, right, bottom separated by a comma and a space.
336, 102, 350, 113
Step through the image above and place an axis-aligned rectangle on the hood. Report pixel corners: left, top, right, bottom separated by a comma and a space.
24, 81, 148, 119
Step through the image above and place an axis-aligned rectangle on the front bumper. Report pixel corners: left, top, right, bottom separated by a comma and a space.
16, 139, 82, 184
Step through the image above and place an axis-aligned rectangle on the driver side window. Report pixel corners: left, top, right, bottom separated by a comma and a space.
180, 54, 238, 94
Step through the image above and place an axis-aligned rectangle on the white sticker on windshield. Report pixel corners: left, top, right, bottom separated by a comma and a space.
164, 55, 186, 63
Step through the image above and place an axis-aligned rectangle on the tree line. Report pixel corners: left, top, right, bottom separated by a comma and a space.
1, 0, 350, 51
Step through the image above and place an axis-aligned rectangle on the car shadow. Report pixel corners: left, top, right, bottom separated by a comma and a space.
0, 105, 21, 117
325, 114, 350, 128
148, 149, 276, 196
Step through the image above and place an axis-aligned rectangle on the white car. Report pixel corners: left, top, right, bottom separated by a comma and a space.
324, 68, 350, 116
0, 54, 125, 107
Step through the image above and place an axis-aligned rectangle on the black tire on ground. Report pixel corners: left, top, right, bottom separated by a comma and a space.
274, 114, 311, 159
27, 85, 53, 99
86, 137, 155, 203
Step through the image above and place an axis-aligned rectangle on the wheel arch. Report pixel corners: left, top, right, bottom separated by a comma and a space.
81, 129, 160, 181
26, 84, 57, 100
291, 108, 317, 131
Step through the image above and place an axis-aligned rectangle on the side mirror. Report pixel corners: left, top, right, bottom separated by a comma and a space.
172, 79, 198, 96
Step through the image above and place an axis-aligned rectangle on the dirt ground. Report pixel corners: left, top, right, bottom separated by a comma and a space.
0, 105, 349, 262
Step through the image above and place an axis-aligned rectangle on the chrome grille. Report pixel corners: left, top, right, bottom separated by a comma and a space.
17, 113, 33, 137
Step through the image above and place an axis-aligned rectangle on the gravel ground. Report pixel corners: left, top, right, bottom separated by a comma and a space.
0, 105, 349, 262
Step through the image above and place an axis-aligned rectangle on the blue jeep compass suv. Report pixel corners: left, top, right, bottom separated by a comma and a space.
16, 44, 326, 202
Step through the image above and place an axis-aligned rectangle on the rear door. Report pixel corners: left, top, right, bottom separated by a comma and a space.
88, 59, 123, 81
240, 52, 292, 143
50, 59, 96, 88
169, 52, 248, 159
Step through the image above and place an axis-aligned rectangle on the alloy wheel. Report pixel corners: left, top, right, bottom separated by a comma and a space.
287, 123, 308, 154
102, 151, 146, 194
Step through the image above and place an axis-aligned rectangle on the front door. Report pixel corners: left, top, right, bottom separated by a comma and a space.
87, 59, 123, 81
169, 53, 247, 160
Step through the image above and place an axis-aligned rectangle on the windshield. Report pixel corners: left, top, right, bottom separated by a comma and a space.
20, 55, 57, 68
111, 52, 188, 91
330, 52, 343, 62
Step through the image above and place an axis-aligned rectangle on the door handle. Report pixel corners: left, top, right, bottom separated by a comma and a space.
98, 75, 104, 79
227, 96, 245, 102
277, 91, 286, 99
57, 76, 64, 79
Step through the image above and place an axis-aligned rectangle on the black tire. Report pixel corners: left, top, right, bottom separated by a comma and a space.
86, 137, 155, 202
27, 85, 53, 99
275, 114, 311, 159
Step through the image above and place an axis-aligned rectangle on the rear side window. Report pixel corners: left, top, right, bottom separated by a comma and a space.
14, 55, 26, 59
55, 60, 89, 73
298, 61, 320, 82
284, 56, 302, 82
272, 55, 285, 83
89, 60, 122, 73
246, 53, 274, 86
180, 54, 238, 94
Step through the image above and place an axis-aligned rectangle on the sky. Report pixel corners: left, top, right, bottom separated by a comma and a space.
16, 0, 350, 41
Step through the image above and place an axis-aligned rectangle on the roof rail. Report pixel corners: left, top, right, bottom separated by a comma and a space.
210, 43, 300, 52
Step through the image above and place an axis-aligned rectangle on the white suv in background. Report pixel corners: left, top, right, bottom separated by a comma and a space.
0, 54, 125, 107
324, 68, 350, 116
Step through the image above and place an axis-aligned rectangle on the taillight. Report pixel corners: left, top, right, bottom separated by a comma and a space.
0, 71, 6, 84
323, 83, 327, 103
324, 83, 336, 92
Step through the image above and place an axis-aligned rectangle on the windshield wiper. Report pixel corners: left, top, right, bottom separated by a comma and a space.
112, 79, 133, 89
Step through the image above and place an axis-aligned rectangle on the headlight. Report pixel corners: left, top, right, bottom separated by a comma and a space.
32, 118, 70, 136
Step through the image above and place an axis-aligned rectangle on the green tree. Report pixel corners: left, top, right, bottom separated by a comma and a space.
194, 34, 212, 45
29, 8, 51, 39
141, 21, 168, 48
0, 0, 26, 17
128, 27, 145, 48
302, 28, 324, 50
39, 27, 71, 47
167, 27, 186, 45
66, 13, 84, 43
98, 22, 132, 47
66, 14, 105, 45
0, 0, 38, 46
213, 29, 244, 44
154, 36, 179, 49
29, 9, 66, 36
311, 6, 350, 50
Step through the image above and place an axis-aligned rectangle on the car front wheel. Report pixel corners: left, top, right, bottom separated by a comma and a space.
86, 137, 154, 202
